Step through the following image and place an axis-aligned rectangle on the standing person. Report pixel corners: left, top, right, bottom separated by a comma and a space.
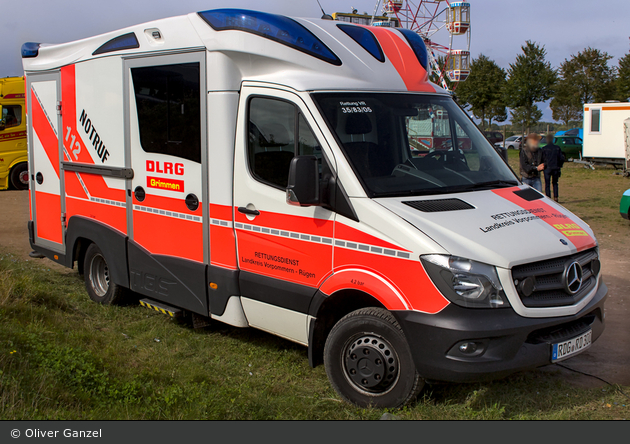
519, 133, 544, 192
541, 133, 564, 202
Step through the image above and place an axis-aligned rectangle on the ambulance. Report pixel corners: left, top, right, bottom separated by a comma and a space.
0, 76, 28, 190
22, 9, 607, 408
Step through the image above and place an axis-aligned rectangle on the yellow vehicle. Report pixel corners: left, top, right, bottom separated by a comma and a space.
0, 76, 28, 190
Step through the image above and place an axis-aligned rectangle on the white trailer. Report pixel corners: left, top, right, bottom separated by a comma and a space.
582, 102, 630, 171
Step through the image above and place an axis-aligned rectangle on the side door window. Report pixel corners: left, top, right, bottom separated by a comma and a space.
132, 63, 201, 163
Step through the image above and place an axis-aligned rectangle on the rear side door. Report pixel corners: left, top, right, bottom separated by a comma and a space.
233, 87, 337, 343
124, 52, 209, 314
27, 72, 65, 253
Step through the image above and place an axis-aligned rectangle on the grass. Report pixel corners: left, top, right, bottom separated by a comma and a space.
1, 156, 629, 420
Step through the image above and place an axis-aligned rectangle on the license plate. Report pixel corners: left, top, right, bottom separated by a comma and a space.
551, 330, 592, 362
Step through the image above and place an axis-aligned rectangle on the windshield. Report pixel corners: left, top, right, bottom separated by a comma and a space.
312, 93, 518, 198
506, 136, 518, 141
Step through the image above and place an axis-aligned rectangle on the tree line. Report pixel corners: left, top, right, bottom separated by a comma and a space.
449, 41, 630, 134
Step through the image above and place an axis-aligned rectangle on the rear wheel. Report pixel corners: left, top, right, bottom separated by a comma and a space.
83, 243, 127, 305
324, 307, 424, 408
10, 163, 29, 190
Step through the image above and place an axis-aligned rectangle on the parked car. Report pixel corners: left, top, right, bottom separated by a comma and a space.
553, 135, 582, 160
496, 135, 523, 150
483, 131, 503, 145
620, 188, 630, 220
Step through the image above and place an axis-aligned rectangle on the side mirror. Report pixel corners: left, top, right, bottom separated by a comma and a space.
286, 155, 320, 207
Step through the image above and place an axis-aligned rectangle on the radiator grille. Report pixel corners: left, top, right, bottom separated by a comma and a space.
511, 248, 599, 308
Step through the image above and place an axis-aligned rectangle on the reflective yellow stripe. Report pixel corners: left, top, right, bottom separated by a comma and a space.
141, 300, 177, 317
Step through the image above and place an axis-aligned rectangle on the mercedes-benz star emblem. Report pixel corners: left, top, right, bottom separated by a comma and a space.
565, 262, 583, 294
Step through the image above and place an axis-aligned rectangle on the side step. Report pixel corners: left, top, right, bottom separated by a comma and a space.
139, 299, 183, 318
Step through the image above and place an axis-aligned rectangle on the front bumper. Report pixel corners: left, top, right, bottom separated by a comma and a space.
392, 279, 607, 383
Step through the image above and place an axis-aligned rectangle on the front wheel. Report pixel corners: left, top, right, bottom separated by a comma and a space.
83, 243, 128, 305
324, 307, 424, 408
10, 163, 29, 190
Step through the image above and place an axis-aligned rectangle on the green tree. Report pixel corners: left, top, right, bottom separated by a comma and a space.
455, 54, 507, 129
556, 48, 616, 108
488, 102, 508, 127
618, 52, 630, 101
550, 81, 582, 126
504, 41, 556, 133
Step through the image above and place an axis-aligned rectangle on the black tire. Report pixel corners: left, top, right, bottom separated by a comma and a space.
83, 243, 127, 305
324, 307, 424, 408
9, 163, 29, 190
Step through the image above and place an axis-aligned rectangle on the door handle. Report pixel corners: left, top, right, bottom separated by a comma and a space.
237, 206, 260, 216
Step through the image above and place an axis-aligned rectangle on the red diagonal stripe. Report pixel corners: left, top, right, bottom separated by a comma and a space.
31, 89, 60, 178
368, 27, 434, 93
493, 187, 597, 252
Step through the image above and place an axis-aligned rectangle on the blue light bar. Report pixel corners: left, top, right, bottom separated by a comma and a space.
92, 32, 140, 56
337, 24, 384, 63
397, 29, 429, 72
21, 42, 41, 58
198, 9, 341, 66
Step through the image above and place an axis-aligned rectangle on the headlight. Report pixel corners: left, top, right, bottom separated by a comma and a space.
421, 255, 510, 309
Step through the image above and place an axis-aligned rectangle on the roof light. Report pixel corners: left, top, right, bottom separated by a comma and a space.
21, 42, 41, 58
93, 32, 140, 56
396, 29, 430, 73
337, 24, 384, 63
198, 9, 341, 66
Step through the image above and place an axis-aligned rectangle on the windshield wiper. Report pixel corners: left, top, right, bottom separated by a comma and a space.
458, 180, 519, 190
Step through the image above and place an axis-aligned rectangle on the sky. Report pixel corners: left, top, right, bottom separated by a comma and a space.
2, 0, 629, 123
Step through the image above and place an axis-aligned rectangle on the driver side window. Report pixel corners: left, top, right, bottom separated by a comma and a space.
1, 105, 22, 130
248, 97, 326, 189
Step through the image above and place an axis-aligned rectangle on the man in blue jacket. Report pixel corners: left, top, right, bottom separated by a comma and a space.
542, 134, 565, 202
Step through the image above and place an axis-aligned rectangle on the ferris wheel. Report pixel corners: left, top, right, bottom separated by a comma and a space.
372, 1, 471, 91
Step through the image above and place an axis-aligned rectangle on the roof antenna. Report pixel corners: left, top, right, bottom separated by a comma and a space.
316, 0, 333, 20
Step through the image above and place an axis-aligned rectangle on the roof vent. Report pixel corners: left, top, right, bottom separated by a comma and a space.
403, 198, 475, 212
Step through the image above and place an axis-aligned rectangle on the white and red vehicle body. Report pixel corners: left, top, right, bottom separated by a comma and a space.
23, 9, 606, 399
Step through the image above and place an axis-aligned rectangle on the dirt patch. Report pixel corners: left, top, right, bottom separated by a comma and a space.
1, 184, 629, 388
0, 190, 32, 260
0, 190, 70, 273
